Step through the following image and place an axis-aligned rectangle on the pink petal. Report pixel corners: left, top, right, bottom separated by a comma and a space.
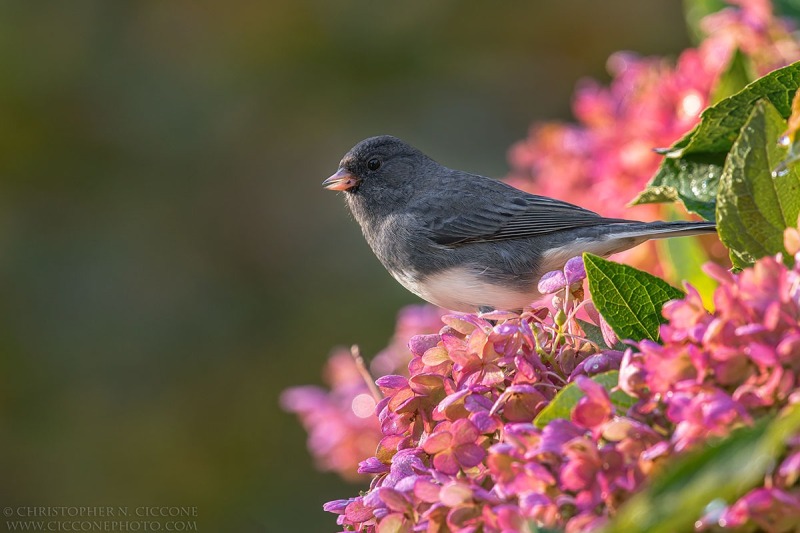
413, 477, 442, 503
421, 346, 451, 366
378, 487, 410, 513
423, 431, 453, 454
451, 418, 480, 444
432, 449, 460, 475
599, 315, 619, 348
454, 443, 487, 468
441, 314, 479, 335
344, 498, 375, 522
439, 482, 473, 507
376, 513, 410, 533
575, 375, 611, 404
408, 373, 444, 395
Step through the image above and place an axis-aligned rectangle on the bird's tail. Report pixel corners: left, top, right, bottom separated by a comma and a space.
605, 220, 717, 240
537, 219, 717, 276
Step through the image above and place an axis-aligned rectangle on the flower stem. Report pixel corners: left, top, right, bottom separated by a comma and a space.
350, 344, 382, 402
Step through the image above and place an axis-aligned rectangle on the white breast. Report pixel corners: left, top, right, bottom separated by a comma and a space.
389, 266, 540, 312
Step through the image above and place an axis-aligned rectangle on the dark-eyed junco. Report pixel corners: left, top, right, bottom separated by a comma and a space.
323, 135, 716, 312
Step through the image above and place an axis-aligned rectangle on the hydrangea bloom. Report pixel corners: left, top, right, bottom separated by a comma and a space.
620, 253, 800, 530
317, 253, 800, 532
319, 261, 652, 532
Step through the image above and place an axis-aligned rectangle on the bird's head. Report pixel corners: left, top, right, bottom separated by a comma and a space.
323, 136, 434, 200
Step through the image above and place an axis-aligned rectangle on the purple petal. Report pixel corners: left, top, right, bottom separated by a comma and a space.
779, 450, 800, 486
323, 499, 352, 514
537, 270, 567, 294
470, 411, 502, 434
376, 375, 408, 391
464, 392, 494, 412
572, 397, 611, 428
537, 419, 582, 455
564, 256, 586, 285
408, 334, 441, 357
358, 456, 390, 474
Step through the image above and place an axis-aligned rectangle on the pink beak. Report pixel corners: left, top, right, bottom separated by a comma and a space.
322, 169, 360, 191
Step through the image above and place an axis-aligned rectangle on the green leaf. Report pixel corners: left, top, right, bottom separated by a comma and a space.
526, 525, 561, 533
583, 253, 684, 343
636, 61, 800, 216
717, 99, 800, 268
674, 61, 800, 157
600, 403, 800, 533
576, 319, 625, 351
710, 49, 754, 105
533, 371, 634, 429
576, 318, 606, 347
631, 154, 723, 221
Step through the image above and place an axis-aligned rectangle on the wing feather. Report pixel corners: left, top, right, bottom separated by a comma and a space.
418, 178, 634, 245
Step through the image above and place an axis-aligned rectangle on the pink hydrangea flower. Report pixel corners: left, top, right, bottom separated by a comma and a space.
622, 254, 800, 526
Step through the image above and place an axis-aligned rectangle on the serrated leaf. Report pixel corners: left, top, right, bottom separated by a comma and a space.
533, 371, 634, 429
632, 155, 723, 221
583, 253, 684, 343
636, 61, 800, 217
717, 99, 800, 268
600, 403, 800, 533
630, 185, 679, 204
675, 61, 800, 156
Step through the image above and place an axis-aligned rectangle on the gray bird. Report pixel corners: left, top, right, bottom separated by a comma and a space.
323, 135, 716, 312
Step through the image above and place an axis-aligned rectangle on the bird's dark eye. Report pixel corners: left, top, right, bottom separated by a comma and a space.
367, 158, 381, 171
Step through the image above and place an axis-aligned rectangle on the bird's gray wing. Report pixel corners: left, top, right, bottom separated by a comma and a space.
419, 180, 633, 246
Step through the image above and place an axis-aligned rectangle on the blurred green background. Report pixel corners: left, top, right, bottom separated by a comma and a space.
0, 1, 690, 531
